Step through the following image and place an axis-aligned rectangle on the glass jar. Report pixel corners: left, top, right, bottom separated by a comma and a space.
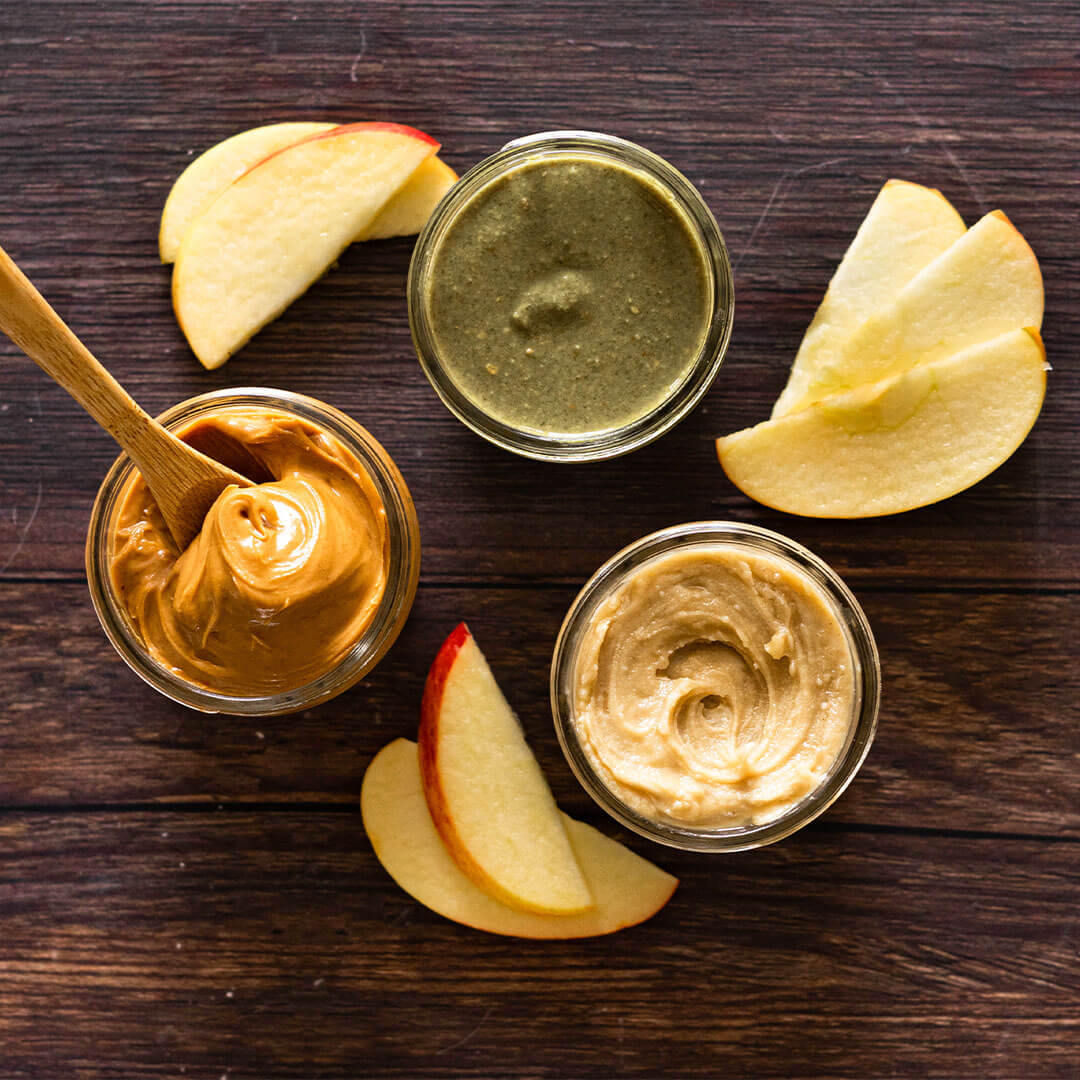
85, 387, 421, 716
408, 130, 733, 462
551, 522, 880, 851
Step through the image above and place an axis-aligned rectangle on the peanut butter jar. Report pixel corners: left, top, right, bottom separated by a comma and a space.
86, 388, 420, 716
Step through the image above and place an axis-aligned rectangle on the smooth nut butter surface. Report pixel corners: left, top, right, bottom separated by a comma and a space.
424, 154, 710, 435
109, 408, 388, 696
572, 546, 856, 829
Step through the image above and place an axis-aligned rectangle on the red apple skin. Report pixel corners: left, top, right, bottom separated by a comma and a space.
417, 623, 493, 892
238, 121, 440, 182
419, 622, 472, 726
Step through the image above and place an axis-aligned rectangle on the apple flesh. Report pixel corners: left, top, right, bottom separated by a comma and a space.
718, 327, 1047, 518
359, 155, 457, 241
418, 623, 593, 916
362, 740, 677, 938
159, 122, 337, 263
779, 210, 1044, 416
172, 122, 439, 369
773, 179, 966, 418
160, 123, 456, 262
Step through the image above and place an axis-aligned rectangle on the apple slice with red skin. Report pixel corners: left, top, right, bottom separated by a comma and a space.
160, 123, 456, 261
418, 623, 594, 915
172, 122, 439, 369
159, 122, 337, 262
236, 129, 456, 243
363, 739, 677, 938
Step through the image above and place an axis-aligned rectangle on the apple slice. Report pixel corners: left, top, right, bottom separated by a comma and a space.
718, 327, 1047, 518
772, 180, 966, 418
160, 124, 456, 262
358, 155, 457, 241
172, 122, 439, 369
362, 740, 677, 938
159, 122, 337, 262
778, 210, 1044, 416
418, 623, 593, 915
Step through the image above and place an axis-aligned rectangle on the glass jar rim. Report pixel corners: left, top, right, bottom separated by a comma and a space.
407, 130, 734, 462
85, 387, 420, 716
550, 521, 881, 851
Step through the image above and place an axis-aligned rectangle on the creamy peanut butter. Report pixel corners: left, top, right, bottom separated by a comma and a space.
572, 546, 856, 829
109, 408, 388, 696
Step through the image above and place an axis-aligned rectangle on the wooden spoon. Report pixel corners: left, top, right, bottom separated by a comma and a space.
0, 243, 251, 550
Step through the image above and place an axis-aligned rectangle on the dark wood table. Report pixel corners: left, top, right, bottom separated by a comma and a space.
1, 2, 1077, 1077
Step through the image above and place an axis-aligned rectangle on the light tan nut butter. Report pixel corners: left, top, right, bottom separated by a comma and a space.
109, 407, 388, 697
572, 546, 857, 829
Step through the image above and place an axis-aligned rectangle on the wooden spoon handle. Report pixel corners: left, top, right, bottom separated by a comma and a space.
0, 242, 158, 459
0, 241, 253, 551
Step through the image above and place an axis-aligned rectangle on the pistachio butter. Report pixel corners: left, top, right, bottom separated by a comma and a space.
423, 154, 711, 435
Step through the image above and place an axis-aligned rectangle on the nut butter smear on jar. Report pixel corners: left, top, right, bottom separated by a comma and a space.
109, 407, 388, 696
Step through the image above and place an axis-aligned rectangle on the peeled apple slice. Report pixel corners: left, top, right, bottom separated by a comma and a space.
172, 122, 439, 369
361, 740, 678, 939
159, 122, 336, 262
779, 211, 1044, 416
772, 180, 966, 418
718, 327, 1047, 518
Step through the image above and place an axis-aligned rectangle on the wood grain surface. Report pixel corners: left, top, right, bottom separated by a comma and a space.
0, 1, 1077, 1077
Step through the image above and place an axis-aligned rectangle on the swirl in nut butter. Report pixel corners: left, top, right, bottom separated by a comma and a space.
109, 408, 387, 696
572, 546, 857, 829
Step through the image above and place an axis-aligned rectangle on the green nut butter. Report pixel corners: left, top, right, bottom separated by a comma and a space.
423, 155, 711, 436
